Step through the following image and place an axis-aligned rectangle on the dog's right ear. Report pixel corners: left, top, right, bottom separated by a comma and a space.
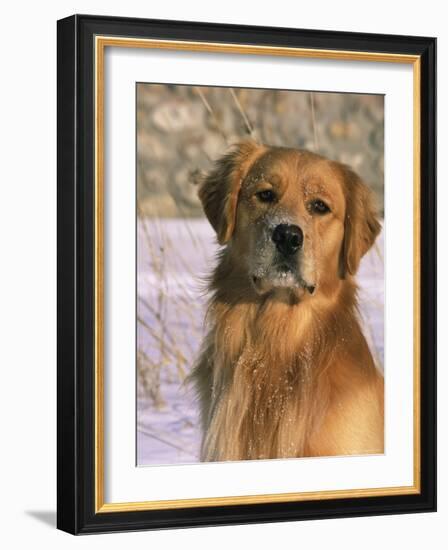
198, 140, 265, 244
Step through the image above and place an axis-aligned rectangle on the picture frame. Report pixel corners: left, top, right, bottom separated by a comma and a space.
57, 14, 436, 534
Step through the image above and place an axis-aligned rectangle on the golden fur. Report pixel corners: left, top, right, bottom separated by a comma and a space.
191, 141, 384, 462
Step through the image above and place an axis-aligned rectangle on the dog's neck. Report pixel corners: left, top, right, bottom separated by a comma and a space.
201, 251, 365, 461
207, 248, 360, 363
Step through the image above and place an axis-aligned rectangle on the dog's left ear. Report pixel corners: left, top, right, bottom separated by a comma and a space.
339, 166, 381, 277
198, 140, 265, 244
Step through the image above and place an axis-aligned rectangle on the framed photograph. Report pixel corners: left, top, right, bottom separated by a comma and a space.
57, 14, 436, 534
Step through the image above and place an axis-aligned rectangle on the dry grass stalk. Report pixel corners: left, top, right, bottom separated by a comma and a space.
229, 88, 258, 140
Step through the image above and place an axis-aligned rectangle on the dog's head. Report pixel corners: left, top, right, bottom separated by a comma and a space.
199, 141, 380, 300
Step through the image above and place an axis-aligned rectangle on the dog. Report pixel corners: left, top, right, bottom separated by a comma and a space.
191, 140, 384, 462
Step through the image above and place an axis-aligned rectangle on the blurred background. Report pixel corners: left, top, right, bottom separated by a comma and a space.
136, 84, 384, 466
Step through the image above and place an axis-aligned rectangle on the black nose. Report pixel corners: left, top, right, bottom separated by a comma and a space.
272, 224, 303, 256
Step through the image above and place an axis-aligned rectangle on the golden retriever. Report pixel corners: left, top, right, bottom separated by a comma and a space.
191, 140, 384, 462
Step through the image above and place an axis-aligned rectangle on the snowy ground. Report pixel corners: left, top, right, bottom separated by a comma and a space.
137, 218, 384, 466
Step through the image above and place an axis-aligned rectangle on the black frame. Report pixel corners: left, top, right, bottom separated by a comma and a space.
57, 14, 436, 534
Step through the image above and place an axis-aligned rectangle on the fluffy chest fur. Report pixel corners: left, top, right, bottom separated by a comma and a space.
193, 281, 369, 462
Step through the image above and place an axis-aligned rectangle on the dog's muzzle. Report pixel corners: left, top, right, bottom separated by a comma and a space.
250, 220, 315, 297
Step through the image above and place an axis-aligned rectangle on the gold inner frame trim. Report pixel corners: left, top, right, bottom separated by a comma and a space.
94, 35, 421, 513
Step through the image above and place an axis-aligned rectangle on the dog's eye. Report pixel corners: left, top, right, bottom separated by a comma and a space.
256, 190, 276, 203
308, 199, 331, 215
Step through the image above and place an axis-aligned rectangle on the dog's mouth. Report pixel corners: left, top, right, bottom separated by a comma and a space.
251, 264, 315, 296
